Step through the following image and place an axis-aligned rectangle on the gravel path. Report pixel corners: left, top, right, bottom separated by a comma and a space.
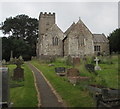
27, 63, 64, 107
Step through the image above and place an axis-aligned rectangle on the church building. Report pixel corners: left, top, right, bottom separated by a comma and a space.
36, 12, 109, 58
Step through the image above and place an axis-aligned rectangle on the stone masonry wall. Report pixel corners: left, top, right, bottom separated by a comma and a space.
39, 24, 64, 57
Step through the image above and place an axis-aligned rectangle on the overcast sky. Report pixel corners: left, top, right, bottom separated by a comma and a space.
0, 2, 118, 37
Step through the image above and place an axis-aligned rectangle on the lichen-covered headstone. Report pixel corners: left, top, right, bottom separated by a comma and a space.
66, 68, 80, 77
2, 59, 6, 66
13, 57, 24, 80
9, 51, 14, 64
73, 58, 80, 66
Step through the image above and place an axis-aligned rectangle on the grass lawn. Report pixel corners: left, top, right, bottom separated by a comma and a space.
76, 55, 119, 89
8, 63, 38, 107
31, 59, 96, 107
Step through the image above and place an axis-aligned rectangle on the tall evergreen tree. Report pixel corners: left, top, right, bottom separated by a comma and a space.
108, 28, 120, 53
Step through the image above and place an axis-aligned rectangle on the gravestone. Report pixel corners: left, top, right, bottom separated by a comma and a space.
83, 56, 87, 62
0, 67, 10, 107
85, 64, 94, 72
66, 68, 80, 77
10, 51, 14, 64
67, 68, 90, 85
13, 58, 24, 80
85, 64, 97, 75
73, 58, 80, 66
2, 59, 6, 65
66, 55, 73, 66
94, 57, 101, 70
55, 67, 66, 76
48, 64, 54, 67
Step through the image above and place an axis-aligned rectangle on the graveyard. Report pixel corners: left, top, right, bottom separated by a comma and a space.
30, 55, 119, 107
1, 54, 119, 107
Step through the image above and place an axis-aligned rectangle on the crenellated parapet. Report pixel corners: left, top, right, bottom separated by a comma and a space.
39, 12, 55, 19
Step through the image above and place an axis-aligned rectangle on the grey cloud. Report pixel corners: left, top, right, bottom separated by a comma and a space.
0, 2, 118, 36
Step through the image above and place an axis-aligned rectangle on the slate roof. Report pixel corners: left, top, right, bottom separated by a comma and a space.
93, 34, 109, 43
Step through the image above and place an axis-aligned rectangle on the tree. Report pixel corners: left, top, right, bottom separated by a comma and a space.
1, 14, 39, 60
108, 28, 120, 53
2, 15, 38, 38
2, 36, 32, 61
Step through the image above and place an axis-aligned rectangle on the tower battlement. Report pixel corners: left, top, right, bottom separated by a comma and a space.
39, 12, 55, 36
40, 12, 55, 18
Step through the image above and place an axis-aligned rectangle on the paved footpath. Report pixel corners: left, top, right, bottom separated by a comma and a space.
27, 63, 64, 107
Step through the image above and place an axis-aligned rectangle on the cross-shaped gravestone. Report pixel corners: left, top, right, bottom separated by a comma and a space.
94, 57, 101, 70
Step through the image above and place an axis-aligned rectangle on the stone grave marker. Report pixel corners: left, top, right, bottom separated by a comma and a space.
83, 56, 87, 62
9, 50, 14, 64
48, 64, 54, 67
66, 68, 90, 85
55, 67, 66, 76
0, 67, 10, 107
73, 58, 80, 66
94, 57, 101, 70
2, 59, 6, 66
85, 64, 97, 75
66, 68, 80, 77
13, 57, 24, 80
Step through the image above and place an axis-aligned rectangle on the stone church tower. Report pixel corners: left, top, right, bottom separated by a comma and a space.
39, 12, 55, 37
37, 12, 64, 58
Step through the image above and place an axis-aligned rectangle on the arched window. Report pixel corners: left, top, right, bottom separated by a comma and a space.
78, 37, 84, 46
55, 37, 58, 45
52, 37, 58, 46
52, 37, 55, 45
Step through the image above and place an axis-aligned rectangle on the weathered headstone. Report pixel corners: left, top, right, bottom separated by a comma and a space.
83, 56, 87, 62
48, 64, 54, 67
85, 64, 95, 72
0, 67, 10, 107
66, 68, 90, 85
55, 67, 66, 76
66, 55, 73, 66
13, 58, 24, 80
2, 59, 6, 65
85, 64, 97, 75
94, 57, 101, 70
10, 51, 14, 64
66, 68, 80, 77
73, 58, 80, 66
